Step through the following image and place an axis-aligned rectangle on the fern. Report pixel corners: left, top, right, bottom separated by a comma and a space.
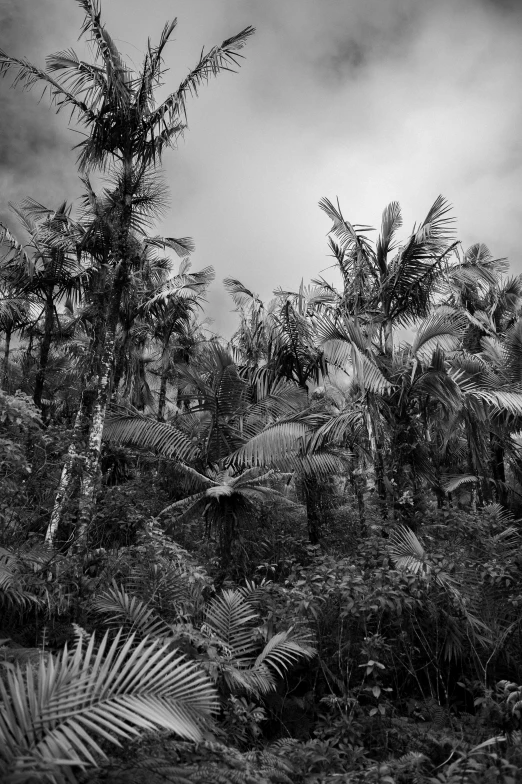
202, 589, 315, 697
92, 582, 171, 638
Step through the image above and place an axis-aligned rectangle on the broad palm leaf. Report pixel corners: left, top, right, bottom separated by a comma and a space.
0, 629, 218, 781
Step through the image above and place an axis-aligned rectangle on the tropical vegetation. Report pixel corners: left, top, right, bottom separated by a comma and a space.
1, 2, 522, 783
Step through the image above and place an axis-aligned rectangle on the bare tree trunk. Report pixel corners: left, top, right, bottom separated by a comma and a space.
366, 408, 387, 518
2, 328, 11, 391
45, 389, 96, 544
111, 326, 131, 401
383, 319, 393, 356
34, 293, 55, 409
157, 364, 168, 422
47, 271, 110, 544
75, 321, 117, 549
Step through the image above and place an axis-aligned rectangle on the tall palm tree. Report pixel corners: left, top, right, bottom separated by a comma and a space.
0, 0, 254, 544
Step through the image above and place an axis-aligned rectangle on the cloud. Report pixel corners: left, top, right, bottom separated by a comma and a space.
1, 0, 521, 336
0, 0, 80, 228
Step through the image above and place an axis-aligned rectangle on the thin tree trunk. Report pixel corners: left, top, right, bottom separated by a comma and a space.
366, 408, 387, 518
383, 319, 393, 356
157, 365, 168, 422
75, 338, 116, 549
34, 293, 55, 409
47, 272, 110, 544
50, 153, 133, 548
490, 435, 508, 506
45, 389, 96, 544
301, 474, 324, 545
2, 328, 11, 391
111, 326, 131, 401
74, 287, 123, 549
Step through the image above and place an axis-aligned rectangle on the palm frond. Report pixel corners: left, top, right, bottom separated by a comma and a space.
141, 26, 255, 160
412, 311, 466, 357
92, 582, 170, 638
444, 474, 479, 493
103, 410, 199, 462
0, 629, 218, 774
0, 49, 96, 123
376, 201, 402, 272
254, 629, 315, 679
228, 421, 310, 468
204, 589, 259, 658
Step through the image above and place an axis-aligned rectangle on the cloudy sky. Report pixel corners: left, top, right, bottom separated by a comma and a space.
1, 0, 521, 335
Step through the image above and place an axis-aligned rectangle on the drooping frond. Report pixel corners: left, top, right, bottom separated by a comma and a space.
449, 368, 522, 415
412, 311, 466, 358
388, 525, 427, 574
145, 235, 196, 258
0, 49, 97, 123
103, 409, 199, 462
444, 474, 479, 493
254, 629, 315, 679
224, 277, 263, 310
228, 421, 310, 468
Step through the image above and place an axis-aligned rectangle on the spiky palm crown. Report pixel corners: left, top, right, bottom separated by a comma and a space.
0, 1, 254, 173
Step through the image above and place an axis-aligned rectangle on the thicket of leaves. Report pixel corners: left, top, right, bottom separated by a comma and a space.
2, 2, 522, 783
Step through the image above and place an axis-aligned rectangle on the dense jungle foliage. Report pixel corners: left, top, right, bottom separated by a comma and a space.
1, 2, 522, 782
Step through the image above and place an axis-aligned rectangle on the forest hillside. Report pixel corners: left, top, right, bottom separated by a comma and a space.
1, 2, 522, 783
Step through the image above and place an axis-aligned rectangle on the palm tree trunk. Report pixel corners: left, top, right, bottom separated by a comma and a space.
366, 408, 387, 517
111, 326, 131, 401
46, 281, 110, 545
51, 153, 134, 549
2, 328, 11, 391
383, 319, 394, 356
34, 293, 55, 409
301, 474, 324, 545
74, 283, 124, 549
45, 391, 95, 544
490, 436, 508, 506
157, 367, 168, 422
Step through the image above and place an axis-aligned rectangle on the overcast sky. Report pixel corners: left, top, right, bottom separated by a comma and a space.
1, 0, 521, 336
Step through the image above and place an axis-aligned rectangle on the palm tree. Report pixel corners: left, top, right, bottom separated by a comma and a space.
0, 1, 254, 543
0, 225, 35, 391
0, 287, 30, 392
140, 258, 214, 421
103, 344, 311, 553
1, 200, 88, 410
157, 466, 298, 567
318, 195, 458, 355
